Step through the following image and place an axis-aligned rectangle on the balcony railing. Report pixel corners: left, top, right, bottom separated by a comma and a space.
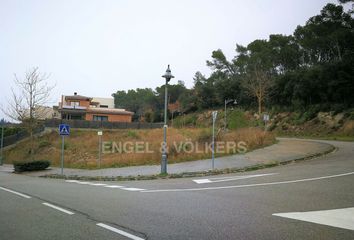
60, 105, 87, 110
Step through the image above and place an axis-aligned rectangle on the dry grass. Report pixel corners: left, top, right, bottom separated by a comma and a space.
4, 127, 275, 169
341, 120, 354, 136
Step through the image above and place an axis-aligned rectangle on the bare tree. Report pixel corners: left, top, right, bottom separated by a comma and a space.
242, 66, 273, 116
1, 67, 54, 159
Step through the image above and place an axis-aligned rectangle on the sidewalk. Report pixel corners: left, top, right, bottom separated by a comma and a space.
0, 138, 334, 178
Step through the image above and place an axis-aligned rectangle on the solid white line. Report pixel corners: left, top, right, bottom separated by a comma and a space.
96, 223, 145, 240
0, 186, 31, 199
273, 207, 354, 231
193, 173, 277, 184
142, 171, 354, 193
121, 188, 146, 191
42, 202, 74, 215
104, 185, 125, 188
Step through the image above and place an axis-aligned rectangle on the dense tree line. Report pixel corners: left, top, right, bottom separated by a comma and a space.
113, 2, 354, 122
112, 81, 189, 122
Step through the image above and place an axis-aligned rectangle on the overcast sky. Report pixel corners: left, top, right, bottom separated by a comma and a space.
0, 0, 337, 119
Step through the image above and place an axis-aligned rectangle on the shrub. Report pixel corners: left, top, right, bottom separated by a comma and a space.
228, 109, 248, 129
268, 123, 277, 132
3, 127, 22, 137
331, 104, 345, 115
126, 130, 139, 139
197, 129, 212, 143
14, 160, 50, 172
350, 111, 354, 120
38, 140, 51, 148
184, 114, 198, 127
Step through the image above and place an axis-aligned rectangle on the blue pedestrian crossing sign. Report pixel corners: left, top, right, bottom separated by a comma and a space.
59, 124, 70, 136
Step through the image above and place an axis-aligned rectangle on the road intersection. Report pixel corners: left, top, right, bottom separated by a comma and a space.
0, 139, 353, 239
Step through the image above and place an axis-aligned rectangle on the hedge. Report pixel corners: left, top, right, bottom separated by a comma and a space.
13, 160, 50, 173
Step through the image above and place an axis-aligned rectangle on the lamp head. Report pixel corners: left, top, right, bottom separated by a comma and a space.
162, 64, 174, 82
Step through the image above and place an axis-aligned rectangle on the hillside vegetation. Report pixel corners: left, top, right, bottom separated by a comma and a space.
4, 107, 353, 169
3, 127, 275, 169
172, 108, 354, 140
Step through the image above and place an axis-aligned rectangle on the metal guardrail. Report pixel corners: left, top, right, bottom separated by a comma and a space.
43, 119, 164, 129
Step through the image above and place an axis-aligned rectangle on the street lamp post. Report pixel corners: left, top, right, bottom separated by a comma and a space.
211, 111, 218, 170
161, 65, 174, 174
224, 99, 237, 130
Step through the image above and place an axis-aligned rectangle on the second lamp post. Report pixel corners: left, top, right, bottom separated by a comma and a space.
224, 99, 237, 130
161, 65, 174, 174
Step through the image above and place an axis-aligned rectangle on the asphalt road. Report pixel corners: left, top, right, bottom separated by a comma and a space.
0, 139, 353, 240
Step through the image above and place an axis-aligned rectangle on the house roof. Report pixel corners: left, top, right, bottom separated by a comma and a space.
87, 108, 134, 115
65, 95, 92, 101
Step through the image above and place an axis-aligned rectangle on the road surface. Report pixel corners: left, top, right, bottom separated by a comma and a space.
0, 140, 353, 239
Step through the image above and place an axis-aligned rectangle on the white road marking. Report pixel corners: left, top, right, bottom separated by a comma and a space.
193, 173, 277, 184
193, 179, 212, 184
65, 180, 80, 183
121, 187, 146, 191
42, 202, 74, 215
273, 207, 354, 231
76, 181, 91, 184
104, 185, 125, 188
0, 186, 31, 199
89, 183, 107, 186
142, 171, 354, 193
64, 180, 145, 191
97, 223, 145, 240
65, 180, 144, 190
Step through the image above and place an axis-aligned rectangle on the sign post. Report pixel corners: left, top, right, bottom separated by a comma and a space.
97, 130, 103, 168
211, 111, 218, 170
263, 114, 270, 131
59, 124, 70, 175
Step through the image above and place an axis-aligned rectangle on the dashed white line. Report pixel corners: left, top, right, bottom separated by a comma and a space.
42, 202, 74, 215
121, 188, 146, 191
97, 223, 145, 240
65, 180, 80, 183
0, 186, 31, 199
76, 181, 91, 185
104, 185, 124, 188
89, 183, 107, 186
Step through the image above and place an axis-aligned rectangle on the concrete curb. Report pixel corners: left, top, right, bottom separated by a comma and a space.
39, 141, 336, 181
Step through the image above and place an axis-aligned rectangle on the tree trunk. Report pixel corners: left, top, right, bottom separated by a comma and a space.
30, 128, 34, 161
258, 96, 262, 116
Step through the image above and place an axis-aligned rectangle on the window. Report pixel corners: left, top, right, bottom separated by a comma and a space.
70, 101, 80, 107
100, 105, 108, 108
93, 115, 108, 121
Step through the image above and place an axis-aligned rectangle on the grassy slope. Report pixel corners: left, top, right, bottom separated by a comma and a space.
7, 108, 351, 169
173, 108, 354, 141
3, 127, 275, 169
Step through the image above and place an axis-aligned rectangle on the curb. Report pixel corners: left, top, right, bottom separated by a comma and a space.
39, 144, 336, 182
